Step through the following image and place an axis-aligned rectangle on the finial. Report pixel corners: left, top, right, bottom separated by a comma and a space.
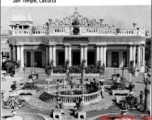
133, 21, 137, 28
75, 7, 78, 12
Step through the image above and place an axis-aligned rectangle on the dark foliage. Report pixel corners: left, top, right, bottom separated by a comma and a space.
128, 61, 135, 75
39, 92, 53, 102
145, 38, 151, 68
22, 83, 37, 90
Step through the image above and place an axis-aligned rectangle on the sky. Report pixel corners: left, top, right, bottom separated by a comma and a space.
1, 6, 151, 37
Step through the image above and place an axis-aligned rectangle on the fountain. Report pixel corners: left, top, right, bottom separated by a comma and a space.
43, 60, 102, 106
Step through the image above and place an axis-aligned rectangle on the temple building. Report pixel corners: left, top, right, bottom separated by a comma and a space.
2, 9, 147, 72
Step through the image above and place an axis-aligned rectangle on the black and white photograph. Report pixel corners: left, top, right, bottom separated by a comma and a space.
1, 1, 151, 120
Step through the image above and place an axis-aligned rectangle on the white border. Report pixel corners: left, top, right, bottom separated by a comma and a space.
1, 0, 151, 6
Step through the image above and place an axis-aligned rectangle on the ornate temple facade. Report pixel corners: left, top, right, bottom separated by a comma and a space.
4, 9, 147, 72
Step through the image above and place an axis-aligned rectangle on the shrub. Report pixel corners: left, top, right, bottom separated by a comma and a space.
128, 61, 135, 75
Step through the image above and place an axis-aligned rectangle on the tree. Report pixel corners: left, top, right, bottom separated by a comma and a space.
145, 38, 151, 68
45, 60, 54, 77
98, 60, 105, 78
143, 76, 151, 113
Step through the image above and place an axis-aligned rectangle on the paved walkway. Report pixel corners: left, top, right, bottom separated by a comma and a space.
1, 72, 24, 101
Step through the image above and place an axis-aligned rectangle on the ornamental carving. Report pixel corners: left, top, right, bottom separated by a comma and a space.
47, 8, 111, 28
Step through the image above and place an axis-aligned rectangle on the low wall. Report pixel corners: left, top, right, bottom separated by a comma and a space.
44, 84, 102, 106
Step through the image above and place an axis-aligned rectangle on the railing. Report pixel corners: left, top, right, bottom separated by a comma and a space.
10, 26, 145, 36
44, 84, 101, 105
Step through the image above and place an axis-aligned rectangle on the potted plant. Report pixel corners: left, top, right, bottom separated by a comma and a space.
82, 59, 86, 70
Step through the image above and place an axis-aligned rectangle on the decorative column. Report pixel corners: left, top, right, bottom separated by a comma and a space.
46, 46, 49, 67
100, 46, 104, 64
84, 46, 88, 67
53, 46, 56, 67
17, 46, 21, 61
129, 45, 133, 62
69, 46, 71, 66
96, 46, 99, 64
137, 45, 141, 67
20, 46, 24, 68
103, 46, 107, 67
81, 46, 84, 63
13, 46, 16, 62
49, 46, 53, 64
133, 46, 136, 67
65, 45, 68, 62
119, 51, 123, 67
142, 45, 145, 66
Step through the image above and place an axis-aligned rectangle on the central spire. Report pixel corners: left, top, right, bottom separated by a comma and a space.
75, 7, 78, 13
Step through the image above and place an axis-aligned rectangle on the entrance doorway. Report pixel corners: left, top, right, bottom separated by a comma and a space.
34, 52, 42, 67
72, 51, 80, 65
112, 52, 119, 67
26, 52, 31, 67
88, 51, 95, 65
58, 51, 65, 65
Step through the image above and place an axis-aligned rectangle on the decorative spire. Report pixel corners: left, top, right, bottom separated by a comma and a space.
75, 7, 78, 13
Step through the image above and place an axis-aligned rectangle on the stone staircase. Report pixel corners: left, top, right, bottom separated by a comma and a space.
16, 67, 130, 80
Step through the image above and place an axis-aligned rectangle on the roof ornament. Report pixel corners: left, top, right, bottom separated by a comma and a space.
75, 7, 78, 13
133, 21, 137, 29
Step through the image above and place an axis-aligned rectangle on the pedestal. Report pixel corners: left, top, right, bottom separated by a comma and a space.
53, 109, 62, 120
32, 74, 38, 80
78, 111, 86, 119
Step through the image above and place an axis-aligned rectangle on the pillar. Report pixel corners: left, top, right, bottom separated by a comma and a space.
46, 46, 49, 67
13, 46, 16, 62
137, 45, 141, 67
103, 46, 107, 67
100, 46, 104, 64
17, 46, 21, 61
142, 45, 145, 66
1, 52, 2, 66
49, 46, 53, 64
81, 46, 84, 63
119, 51, 123, 67
53, 46, 56, 67
69, 46, 71, 66
20, 46, 24, 68
65, 46, 68, 62
129, 46, 133, 62
133, 46, 136, 67
96, 46, 99, 64
84, 46, 87, 66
